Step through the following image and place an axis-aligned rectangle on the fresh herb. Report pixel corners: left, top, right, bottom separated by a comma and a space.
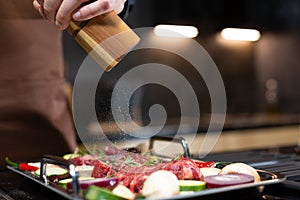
215, 162, 232, 169
106, 174, 115, 178
124, 155, 139, 166
77, 146, 90, 155
96, 150, 107, 161
173, 154, 183, 161
143, 156, 162, 167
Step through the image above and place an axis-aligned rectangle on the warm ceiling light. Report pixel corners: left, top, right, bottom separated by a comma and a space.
221, 28, 261, 42
154, 25, 199, 38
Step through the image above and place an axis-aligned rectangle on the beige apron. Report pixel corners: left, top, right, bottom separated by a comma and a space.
0, 1, 77, 169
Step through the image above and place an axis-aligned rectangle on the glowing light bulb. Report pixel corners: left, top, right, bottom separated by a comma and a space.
221, 28, 261, 42
154, 25, 199, 38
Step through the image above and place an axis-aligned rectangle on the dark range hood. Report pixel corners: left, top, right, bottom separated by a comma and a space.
147, 0, 300, 32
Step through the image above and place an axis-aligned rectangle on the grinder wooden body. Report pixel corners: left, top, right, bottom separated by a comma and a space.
66, 11, 140, 71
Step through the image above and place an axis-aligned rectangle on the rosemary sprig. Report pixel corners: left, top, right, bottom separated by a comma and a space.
124, 155, 139, 166
143, 156, 163, 167
172, 154, 183, 161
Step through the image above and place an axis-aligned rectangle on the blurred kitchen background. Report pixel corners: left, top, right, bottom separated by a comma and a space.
63, 0, 300, 153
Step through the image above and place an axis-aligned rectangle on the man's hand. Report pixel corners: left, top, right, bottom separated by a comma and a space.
33, 0, 126, 30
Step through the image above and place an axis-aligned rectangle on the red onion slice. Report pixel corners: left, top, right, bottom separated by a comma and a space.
205, 173, 254, 188
67, 177, 119, 191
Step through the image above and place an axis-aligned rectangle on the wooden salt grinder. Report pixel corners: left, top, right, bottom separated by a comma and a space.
66, 11, 140, 71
